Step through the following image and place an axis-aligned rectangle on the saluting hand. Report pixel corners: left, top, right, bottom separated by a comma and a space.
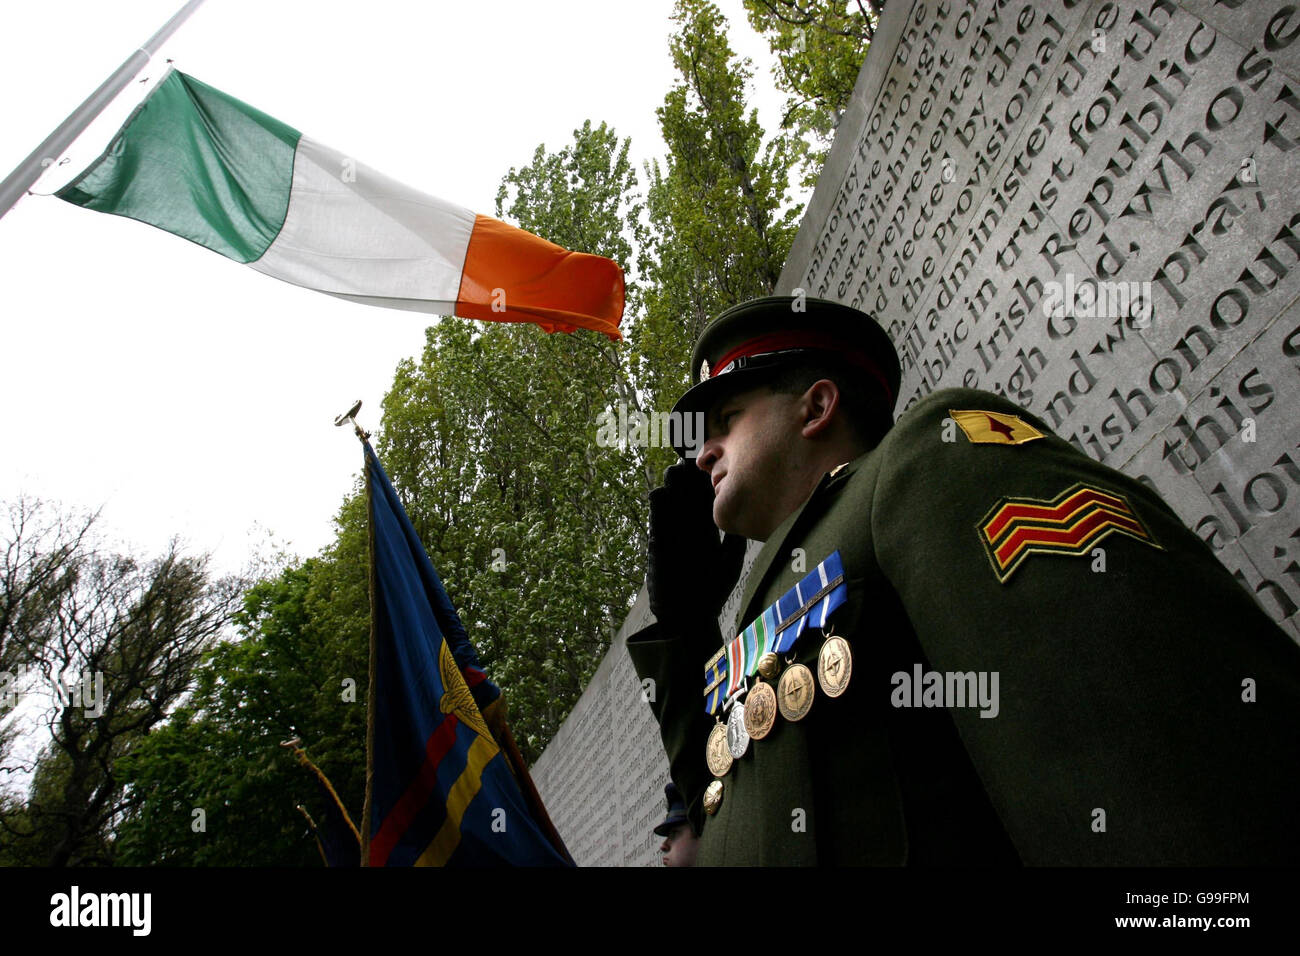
646, 461, 747, 627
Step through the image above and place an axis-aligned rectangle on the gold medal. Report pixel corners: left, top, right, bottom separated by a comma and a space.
817, 634, 853, 698
704, 779, 724, 815
757, 652, 781, 680
726, 700, 750, 759
706, 720, 733, 777
744, 679, 777, 739
777, 661, 815, 721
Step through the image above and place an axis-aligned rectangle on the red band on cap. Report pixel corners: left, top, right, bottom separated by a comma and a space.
711, 331, 894, 405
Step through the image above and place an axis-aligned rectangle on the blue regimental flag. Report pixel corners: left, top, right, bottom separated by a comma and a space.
362, 442, 570, 866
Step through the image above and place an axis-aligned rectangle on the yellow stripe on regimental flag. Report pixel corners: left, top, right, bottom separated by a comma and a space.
415, 733, 500, 866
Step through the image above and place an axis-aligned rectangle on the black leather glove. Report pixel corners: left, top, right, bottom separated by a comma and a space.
647, 461, 747, 627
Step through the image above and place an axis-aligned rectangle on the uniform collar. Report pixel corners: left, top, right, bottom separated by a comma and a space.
737, 455, 865, 623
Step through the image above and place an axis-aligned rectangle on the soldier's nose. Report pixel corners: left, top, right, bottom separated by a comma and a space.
697, 440, 721, 473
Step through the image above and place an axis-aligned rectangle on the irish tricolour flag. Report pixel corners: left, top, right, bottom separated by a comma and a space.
57, 69, 623, 340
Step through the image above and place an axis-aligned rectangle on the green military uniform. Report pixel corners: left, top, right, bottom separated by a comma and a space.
628, 299, 1300, 866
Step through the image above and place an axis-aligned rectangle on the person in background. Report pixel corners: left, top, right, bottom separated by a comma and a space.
653, 782, 699, 867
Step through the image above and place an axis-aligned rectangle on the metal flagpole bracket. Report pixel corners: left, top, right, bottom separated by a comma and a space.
0, 0, 207, 220
334, 399, 370, 441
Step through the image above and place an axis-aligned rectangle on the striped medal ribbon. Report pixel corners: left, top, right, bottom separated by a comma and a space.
703, 550, 848, 715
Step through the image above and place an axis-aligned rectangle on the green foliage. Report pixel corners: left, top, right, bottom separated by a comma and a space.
115, 120, 663, 863
115, 550, 368, 866
742, 0, 879, 187
0, 500, 244, 866
638, 0, 805, 457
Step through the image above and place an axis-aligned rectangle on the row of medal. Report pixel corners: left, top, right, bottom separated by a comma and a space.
702, 631, 853, 815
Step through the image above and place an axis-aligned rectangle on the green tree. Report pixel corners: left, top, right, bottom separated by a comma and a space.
639, 0, 805, 467
115, 538, 369, 866
742, 0, 880, 187
0, 496, 98, 678
0, 518, 244, 866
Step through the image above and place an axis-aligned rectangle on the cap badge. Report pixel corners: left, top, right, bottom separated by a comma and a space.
699, 359, 711, 382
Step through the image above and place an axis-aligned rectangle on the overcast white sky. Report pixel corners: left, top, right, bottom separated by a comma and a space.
0, 0, 788, 575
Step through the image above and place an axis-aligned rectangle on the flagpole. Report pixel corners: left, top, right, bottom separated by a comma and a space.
281, 737, 362, 846
334, 402, 376, 866
0, 0, 206, 221
360, 448, 377, 867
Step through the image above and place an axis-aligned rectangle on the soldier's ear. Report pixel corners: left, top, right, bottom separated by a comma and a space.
799, 379, 840, 440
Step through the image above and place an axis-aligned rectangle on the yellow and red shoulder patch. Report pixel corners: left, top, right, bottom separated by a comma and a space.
978, 484, 1160, 583
949, 408, 1045, 445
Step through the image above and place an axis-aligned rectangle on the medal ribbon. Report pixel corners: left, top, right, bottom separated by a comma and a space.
703, 551, 848, 714
703, 648, 727, 716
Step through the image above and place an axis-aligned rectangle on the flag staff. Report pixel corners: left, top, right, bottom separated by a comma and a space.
337, 400, 376, 865
0, 0, 206, 221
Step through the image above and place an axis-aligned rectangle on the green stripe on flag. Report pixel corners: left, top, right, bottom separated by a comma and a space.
57, 70, 301, 263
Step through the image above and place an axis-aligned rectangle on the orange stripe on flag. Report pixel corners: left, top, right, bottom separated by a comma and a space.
456, 215, 624, 340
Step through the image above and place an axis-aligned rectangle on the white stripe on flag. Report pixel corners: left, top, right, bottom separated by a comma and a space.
250, 136, 477, 309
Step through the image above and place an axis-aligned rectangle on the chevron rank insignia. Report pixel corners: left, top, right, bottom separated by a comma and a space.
978, 484, 1159, 583
949, 408, 1044, 445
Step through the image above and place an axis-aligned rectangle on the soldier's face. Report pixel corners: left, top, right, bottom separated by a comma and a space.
697, 385, 806, 541
660, 823, 698, 866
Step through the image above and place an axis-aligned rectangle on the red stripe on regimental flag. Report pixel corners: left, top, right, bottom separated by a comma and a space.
455, 215, 625, 341
369, 713, 461, 866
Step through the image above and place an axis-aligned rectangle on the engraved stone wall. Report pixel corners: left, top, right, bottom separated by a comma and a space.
530, 600, 668, 866
781, 0, 1300, 640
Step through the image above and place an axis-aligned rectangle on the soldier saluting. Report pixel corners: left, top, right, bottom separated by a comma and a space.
628, 294, 1300, 866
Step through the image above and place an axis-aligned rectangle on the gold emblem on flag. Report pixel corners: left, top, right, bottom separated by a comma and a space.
949, 409, 1045, 446
438, 641, 493, 743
